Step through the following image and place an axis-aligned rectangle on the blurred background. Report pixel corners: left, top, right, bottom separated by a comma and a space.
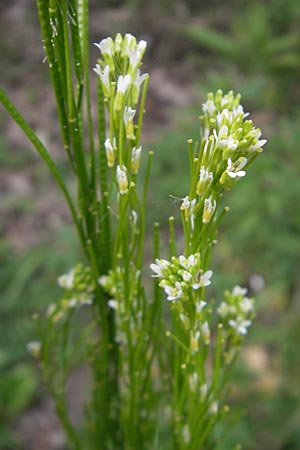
1, 0, 300, 448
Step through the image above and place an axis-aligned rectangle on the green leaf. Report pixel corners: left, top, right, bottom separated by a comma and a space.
0, 88, 85, 246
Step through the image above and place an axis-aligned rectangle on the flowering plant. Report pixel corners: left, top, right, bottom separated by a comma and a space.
0, 3, 266, 449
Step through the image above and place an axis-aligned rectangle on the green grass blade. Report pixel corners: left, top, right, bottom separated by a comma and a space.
0, 88, 85, 248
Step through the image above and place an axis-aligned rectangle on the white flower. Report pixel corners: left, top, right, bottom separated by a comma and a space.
26, 340, 41, 358
193, 270, 213, 289
232, 285, 248, 296
127, 40, 147, 70
108, 299, 118, 310
182, 270, 192, 282
150, 258, 170, 277
94, 64, 110, 95
57, 269, 75, 289
94, 38, 113, 56
116, 165, 128, 194
197, 166, 213, 196
202, 99, 216, 116
134, 69, 148, 89
138, 40, 147, 53
123, 33, 136, 51
78, 295, 93, 306
209, 401, 219, 415
202, 196, 216, 224
180, 197, 197, 229
117, 74, 131, 94
164, 281, 183, 301
104, 138, 115, 167
249, 138, 267, 152
201, 321, 211, 344
240, 298, 254, 313
190, 330, 201, 352
217, 301, 230, 317
226, 157, 247, 178
229, 316, 252, 335
98, 274, 109, 287
124, 106, 136, 125
131, 146, 142, 174
179, 253, 197, 269
68, 298, 77, 308
124, 106, 136, 140
196, 301, 207, 314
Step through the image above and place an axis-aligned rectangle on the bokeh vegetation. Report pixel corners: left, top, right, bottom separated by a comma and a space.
1, 0, 300, 448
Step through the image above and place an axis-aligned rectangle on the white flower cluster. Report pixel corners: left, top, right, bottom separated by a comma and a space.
99, 265, 142, 345
94, 34, 148, 189
99, 265, 140, 313
217, 285, 255, 338
46, 264, 95, 322
200, 90, 267, 191
150, 253, 213, 301
178, 90, 267, 231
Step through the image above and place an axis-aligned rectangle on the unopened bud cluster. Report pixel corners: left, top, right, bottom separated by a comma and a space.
94, 34, 149, 195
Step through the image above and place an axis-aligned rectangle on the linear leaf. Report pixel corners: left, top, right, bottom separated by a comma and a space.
0, 87, 85, 246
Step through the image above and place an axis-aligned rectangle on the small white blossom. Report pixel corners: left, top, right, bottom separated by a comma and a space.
131, 146, 142, 174
202, 196, 216, 224
108, 299, 118, 310
150, 258, 170, 277
104, 138, 115, 167
134, 69, 148, 89
94, 38, 113, 56
26, 340, 41, 358
94, 64, 110, 96
164, 281, 183, 301
182, 270, 192, 282
196, 300, 207, 314
126, 40, 147, 70
124, 106, 136, 125
218, 301, 232, 317
57, 269, 75, 289
201, 321, 211, 344
226, 157, 247, 178
179, 254, 196, 269
209, 401, 219, 415
202, 99, 216, 116
229, 316, 252, 335
193, 270, 213, 289
190, 330, 201, 352
116, 165, 129, 194
180, 197, 197, 229
197, 166, 213, 196
232, 285, 248, 296
117, 74, 131, 94
240, 298, 254, 313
